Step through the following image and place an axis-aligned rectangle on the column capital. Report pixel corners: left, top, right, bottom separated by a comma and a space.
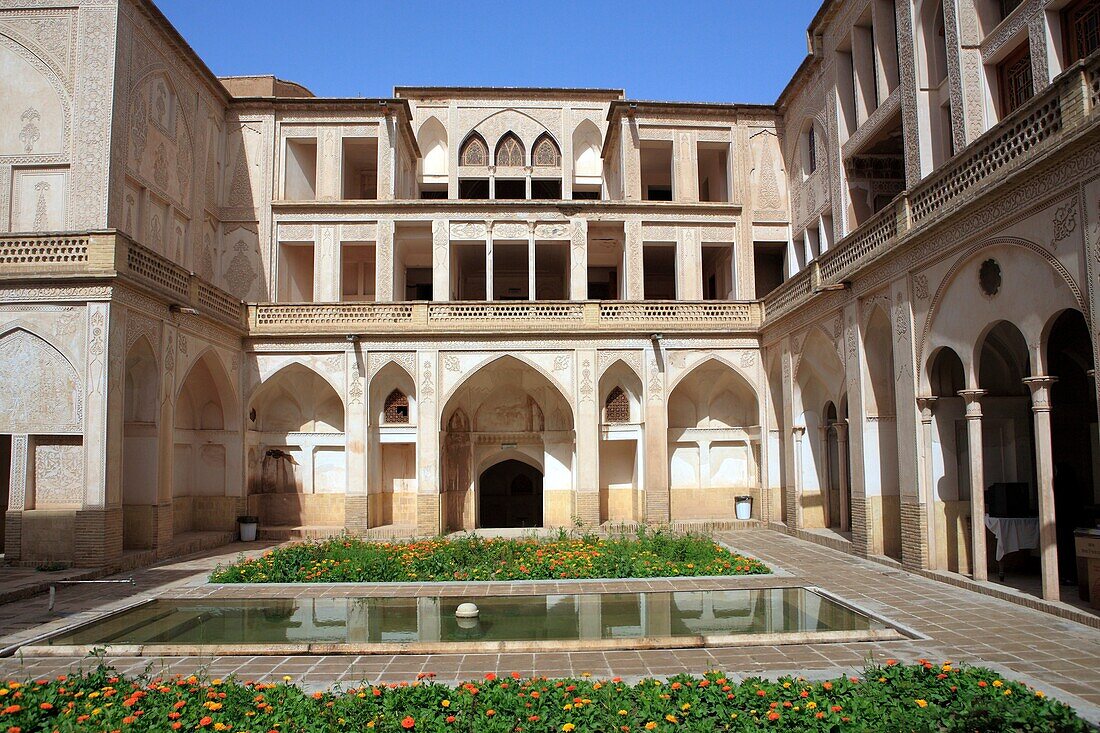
1022, 375, 1058, 411
916, 395, 938, 421
957, 389, 987, 418
833, 420, 849, 442
792, 425, 806, 438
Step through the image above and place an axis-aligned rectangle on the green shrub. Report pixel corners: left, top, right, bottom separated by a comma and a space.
209, 532, 770, 583
0, 661, 1086, 731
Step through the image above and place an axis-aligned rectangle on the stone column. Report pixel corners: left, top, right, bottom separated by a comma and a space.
958, 389, 988, 582
344, 347, 369, 534
917, 396, 938, 570
677, 227, 700, 300
624, 219, 643, 300
834, 421, 850, 532
415, 351, 441, 536
155, 321, 176, 552
485, 222, 494, 301
841, 302, 871, 555
644, 347, 669, 523
376, 219, 395, 302
1023, 376, 1060, 601
570, 218, 588, 301
792, 425, 806, 530
4, 435, 29, 560
432, 219, 449, 301
575, 350, 600, 525
527, 223, 537, 300
316, 225, 339, 302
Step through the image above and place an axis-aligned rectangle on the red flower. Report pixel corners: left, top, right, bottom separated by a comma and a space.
484, 673, 497, 682
199, 716, 213, 727
401, 716, 416, 729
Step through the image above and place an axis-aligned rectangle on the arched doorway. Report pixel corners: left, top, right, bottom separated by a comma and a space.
479, 459, 543, 528
1046, 309, 1095, 590
440, 355, 574, 531
863, 306, 901, 559
928, 346, 969, 573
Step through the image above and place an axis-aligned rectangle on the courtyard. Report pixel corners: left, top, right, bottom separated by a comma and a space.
0, 529, 1096, 726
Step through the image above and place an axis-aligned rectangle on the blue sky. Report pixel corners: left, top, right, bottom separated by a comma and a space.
156, 0, 822, 104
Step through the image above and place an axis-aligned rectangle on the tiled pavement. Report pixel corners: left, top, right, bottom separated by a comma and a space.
0, 530, 1097, 723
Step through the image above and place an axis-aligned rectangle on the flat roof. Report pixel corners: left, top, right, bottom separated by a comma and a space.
394, 86, 626, 100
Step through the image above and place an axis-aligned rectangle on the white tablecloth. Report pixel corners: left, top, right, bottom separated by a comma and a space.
984, 516, 1040, 561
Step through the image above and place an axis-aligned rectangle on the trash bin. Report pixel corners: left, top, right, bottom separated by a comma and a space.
238, 515, 259, 542
734, 496, 753, 521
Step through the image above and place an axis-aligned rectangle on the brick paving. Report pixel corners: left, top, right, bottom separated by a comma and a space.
0, 530, 1097, 722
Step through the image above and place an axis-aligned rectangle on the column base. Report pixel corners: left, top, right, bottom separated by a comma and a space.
574, 491, 600, 527
416, 494, 441, 537
901, 498, 929, 571
849, 494, 871, 557
344, 495, 370, 535
74, 506, 123, 568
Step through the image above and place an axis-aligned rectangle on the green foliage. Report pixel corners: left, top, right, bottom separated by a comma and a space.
208, 532, 770, 583
0, 662, 1087, 732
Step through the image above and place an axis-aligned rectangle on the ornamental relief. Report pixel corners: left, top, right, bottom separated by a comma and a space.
0, 328, 82, 433
33, 436, 83, 507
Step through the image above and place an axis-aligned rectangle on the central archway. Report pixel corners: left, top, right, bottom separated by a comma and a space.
441, 355, 574, 531
479, 459, 544, 528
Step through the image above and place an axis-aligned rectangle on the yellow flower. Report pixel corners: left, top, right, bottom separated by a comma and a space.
618, 709, 628, 716
681, 702, 691, 711
915, 699, 928, 708
212, 678, 222, 685
562, 725, 576, 732
992, 680, 1003, 688
665, 714, 679, 723
1036, 691, 1045, 698
441, 700, 450, 708
1004, 690, 1012, 696
282, 675, 292, 682
645, 723, 658, 731
806, 701, 817, 709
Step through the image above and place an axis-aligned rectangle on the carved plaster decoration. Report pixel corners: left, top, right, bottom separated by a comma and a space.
579, 359, 593, 402
597, 350, 643, 380
1051, 197, 1078, 247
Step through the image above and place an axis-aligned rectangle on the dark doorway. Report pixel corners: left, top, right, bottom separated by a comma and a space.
0, 434, 10, 555
479, 459, 543, 528
1047, 310, 1096, 589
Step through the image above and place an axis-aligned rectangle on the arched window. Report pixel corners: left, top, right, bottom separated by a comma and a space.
604, 386, 630, 423
532, 134, 561, 167
460, 134, 488, 166
495, 133, 525, 167
384, 389, 410, 424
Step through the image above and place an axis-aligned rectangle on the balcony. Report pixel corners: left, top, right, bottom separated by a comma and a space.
248, 300, 763, 336
765, 51, 1100, 323
0, 231, 246, 329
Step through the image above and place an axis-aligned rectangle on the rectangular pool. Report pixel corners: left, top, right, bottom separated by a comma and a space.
41, 588, 897, 652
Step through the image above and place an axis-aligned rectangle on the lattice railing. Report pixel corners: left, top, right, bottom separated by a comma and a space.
599, 301, 758, 325
1089, 59, 1100, 111
817, 202, 898, 283
0, 235, 89, 266
762, 271, 812, 321
252, 303, 415, 329
428, 302, 585, 321
125, 242, 190, 300
909, 91, 1062, 224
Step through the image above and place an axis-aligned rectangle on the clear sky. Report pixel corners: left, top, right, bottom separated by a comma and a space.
155, 0, 822, 104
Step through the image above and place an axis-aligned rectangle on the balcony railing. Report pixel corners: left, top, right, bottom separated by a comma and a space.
248, 300, 763, 336
764, 52, 1100, 323
0, 231, 246, 329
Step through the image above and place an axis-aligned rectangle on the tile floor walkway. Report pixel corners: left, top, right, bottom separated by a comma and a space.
0, 530, 1097, 723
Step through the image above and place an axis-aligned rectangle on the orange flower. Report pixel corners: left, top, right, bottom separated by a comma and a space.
38, 703, 52, 710
767, 712, 781, 721
199, 716, 213, 726
401, 716, 415, 729
484, 673, 497, 682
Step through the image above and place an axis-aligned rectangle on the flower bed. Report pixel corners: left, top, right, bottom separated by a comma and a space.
0, 661, 1086, 732
209, 532, 769, 583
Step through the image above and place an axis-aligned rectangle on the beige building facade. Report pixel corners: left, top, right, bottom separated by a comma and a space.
0, 0, 1098, 606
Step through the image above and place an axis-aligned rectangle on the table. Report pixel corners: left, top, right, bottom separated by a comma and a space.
984, 515, 1040, 581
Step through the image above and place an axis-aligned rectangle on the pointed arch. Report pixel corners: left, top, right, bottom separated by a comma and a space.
176, 349, 238, 431
0, 327, 82, 433
668, 358, 759, 430
531, 132, 561, 167
572, 119, 603, 179
371, 360, 416, 427
599, 359, 643, 425
417, 116, 448, 179
124, 336, 159, 424
459, 132, 488, 166
248, 362, 343, 433
494, 132, 525, 167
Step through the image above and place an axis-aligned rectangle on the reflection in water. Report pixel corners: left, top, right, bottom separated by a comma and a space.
50, 588, 882, 646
